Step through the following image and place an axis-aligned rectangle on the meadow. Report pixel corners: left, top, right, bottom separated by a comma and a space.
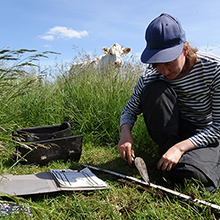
0, 49, 220, 219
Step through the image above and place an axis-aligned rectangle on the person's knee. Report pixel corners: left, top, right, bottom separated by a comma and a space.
140, 80, 171, 103
163, 164, 217, 193
140, 80, 178, 112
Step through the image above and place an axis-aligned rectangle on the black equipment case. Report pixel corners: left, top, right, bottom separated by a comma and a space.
12, 122, 83, 165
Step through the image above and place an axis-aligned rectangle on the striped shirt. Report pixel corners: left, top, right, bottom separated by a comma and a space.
120, 52, 220, 147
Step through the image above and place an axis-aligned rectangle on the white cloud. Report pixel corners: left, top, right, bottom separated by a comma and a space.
39, 26, 89, 41
39, 35, 54, 41
43, 44, 52, 48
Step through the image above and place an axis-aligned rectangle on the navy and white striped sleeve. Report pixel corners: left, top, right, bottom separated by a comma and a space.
120, 76, 145, 128
189, 65, 220, 147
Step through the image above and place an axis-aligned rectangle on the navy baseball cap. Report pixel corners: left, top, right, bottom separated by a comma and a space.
141, 13, 186, 64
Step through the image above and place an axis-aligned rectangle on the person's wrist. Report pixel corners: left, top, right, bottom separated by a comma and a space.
175, 139, 196, 154
120, 124, 131, 133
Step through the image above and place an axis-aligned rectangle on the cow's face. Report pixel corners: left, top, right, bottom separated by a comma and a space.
102, 43, 131, 67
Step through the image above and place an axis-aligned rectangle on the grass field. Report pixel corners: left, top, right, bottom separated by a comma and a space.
0, 49, 220, 219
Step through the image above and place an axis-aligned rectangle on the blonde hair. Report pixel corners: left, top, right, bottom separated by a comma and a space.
184, 42, 198, 66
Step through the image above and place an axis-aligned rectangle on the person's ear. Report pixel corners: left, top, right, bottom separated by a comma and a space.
183, 45, 189, 56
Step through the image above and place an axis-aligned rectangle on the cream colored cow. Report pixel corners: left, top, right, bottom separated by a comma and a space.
70, 43, 131, 72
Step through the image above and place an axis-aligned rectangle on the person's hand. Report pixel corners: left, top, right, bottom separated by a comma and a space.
157, 139, 196, 171
157, 145, 183, 171
117, 124, 134, 166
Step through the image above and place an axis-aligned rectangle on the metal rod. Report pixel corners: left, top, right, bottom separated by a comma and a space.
81, 164, 220, 211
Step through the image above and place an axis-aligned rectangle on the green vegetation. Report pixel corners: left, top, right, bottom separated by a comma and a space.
0, 49, 220, 219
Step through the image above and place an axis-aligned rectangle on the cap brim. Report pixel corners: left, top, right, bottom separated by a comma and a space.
141, 43, 184, 64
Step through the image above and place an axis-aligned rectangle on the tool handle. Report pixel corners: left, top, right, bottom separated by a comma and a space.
81, 164, 220, 211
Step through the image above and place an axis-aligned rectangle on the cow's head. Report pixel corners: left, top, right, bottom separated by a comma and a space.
102, 43, 131, 67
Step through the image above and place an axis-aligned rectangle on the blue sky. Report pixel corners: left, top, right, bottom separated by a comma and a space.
1, 0, 220, 67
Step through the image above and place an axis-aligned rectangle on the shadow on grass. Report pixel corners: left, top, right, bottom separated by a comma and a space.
1, 141, 188, 201
73, 145, 166, 188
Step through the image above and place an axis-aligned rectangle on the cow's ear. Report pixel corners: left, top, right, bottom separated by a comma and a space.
102, 47, 109, 54
123, 47, 132, 54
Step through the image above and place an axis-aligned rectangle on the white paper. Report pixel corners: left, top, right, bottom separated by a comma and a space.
50, 167, 109, 188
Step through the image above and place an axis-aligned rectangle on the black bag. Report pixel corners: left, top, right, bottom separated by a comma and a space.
12, 122, 83, 165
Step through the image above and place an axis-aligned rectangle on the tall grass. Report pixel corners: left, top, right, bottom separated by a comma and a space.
10, 52, 146, 146
0, 49, 57, 164
55, 67, 137, 144
0, 49, 220, 219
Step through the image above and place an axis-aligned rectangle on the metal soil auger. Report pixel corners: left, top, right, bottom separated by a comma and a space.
82, 157, 220, 211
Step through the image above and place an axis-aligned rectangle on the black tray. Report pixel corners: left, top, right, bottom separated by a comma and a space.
12, 122, 83, 165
